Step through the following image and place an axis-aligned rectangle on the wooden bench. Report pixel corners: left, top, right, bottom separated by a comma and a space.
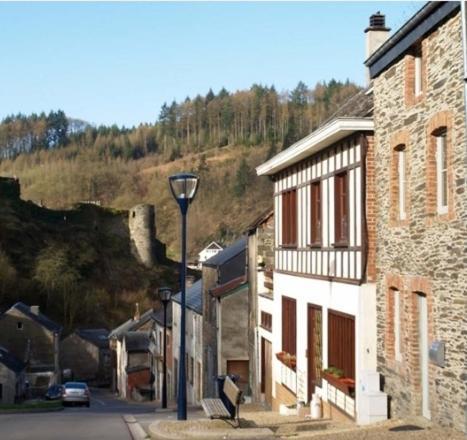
201, 376, 243, 425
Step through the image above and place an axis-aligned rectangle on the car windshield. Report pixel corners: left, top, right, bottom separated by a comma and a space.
65, 383, 86, 389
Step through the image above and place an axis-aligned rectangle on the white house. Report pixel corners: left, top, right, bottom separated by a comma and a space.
172, 279, 203, 406
256, 90, 387, 424
197, 242, 223, 268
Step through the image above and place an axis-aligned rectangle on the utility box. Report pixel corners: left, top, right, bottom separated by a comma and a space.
357, 371, 388, 425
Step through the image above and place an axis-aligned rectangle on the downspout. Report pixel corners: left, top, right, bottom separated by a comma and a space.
360, 133, 369, 286
461, 1, 467, 165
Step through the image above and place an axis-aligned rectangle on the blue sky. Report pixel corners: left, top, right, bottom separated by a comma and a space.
0, 1, 424, 127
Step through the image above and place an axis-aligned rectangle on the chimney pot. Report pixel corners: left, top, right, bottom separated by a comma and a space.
134, 302, 140, 321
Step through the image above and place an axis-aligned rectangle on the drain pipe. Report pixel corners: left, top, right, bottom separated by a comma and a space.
462, 1, 467, 166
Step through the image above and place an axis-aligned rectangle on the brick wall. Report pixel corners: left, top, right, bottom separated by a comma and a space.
373, 11, 466, 432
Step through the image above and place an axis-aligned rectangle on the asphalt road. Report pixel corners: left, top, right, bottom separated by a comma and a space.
0, 388, 158, 440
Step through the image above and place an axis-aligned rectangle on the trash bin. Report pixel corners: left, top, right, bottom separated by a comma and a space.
216, 374, 239, 419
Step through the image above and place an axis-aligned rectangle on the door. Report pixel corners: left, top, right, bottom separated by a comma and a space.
418, 294, 431, 419
226, 360, 249, 394
261, 338, 272, 407
307, 305, 323, 402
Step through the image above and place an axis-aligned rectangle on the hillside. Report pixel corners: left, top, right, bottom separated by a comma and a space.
0, 177, 179, 331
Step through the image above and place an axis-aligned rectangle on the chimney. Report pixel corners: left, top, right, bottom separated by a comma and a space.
134, 302, 140, 321
365, 12, 391, 84
30, 305, 40, 315
186, 275, 195, 289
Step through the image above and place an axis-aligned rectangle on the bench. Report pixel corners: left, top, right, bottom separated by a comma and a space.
201, 376, 243, 426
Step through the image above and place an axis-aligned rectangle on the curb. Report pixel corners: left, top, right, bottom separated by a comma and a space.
123, 415, 149, 440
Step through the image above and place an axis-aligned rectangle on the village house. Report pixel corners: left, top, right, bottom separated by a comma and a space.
202, 237, 250, 398
197, 241, 223, 269
0, 345, 26, 404
256, 16, 397, 419
365, 2, 467, 432
0, 302, 62, 395
60, 329, 111, 385
245, 209, 275, 407
172, 279, 203, 406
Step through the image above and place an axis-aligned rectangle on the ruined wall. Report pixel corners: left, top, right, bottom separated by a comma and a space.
128, 204, 156, 268
373, 11, 466, 432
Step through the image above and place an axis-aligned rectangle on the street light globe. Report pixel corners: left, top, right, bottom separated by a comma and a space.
168, 173, 199, 203
158, 287, 172, 303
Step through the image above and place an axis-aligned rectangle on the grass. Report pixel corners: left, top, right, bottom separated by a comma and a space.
0, 400, 63, 412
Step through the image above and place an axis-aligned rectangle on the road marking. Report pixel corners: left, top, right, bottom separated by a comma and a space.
93, 398, 106, 406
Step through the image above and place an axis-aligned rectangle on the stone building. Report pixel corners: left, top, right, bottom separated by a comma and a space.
365, 2, 467, 432
0, 302, 62, 394
60, 329, 111, 385
246, 209, 274, 406
202, 237, 249, 398
0, 346, 26, 404
129, 204, 156, 267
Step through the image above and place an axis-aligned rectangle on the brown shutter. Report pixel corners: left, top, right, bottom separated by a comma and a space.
328, 310, 355, 379
311, 182, 321, 245
282, 296, 296, 356
335, 172, 348, 245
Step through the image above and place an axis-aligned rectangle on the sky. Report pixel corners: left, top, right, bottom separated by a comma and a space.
0, 1, 424, 127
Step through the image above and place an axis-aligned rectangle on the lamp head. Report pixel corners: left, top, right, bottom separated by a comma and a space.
168, 173, 199, 208
158, 287, 172, 304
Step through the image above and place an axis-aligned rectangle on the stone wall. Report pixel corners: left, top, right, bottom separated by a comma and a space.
128, 204, 156, 268
373, 11, 466, 432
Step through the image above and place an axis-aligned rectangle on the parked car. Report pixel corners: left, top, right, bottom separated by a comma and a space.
62, 382, 90, 407
45, 384, 63, 400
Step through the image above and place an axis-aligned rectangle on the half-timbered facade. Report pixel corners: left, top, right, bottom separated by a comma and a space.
257, 88, 388, 423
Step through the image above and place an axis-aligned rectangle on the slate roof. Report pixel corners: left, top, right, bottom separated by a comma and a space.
109, 318, 135, 339
0, 345, 25, 373
138, 304, 172, 328
210, 275, 248, 299
172, 279, 203, 315
323, 88, 373, 124
76, 328, 109, 349
124, 332, 150, 353
203, 237, 247, 268
5, 302, 62, 333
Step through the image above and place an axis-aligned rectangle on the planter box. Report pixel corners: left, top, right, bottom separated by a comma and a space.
279, 403, 298, 416
322, 371, 355, 396
276, 352, 297, 371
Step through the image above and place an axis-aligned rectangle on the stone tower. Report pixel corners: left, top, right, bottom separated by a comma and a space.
128, 204, 156, 268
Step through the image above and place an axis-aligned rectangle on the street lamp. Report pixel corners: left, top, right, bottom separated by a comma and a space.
158, 287, 172, 409
168, 172, 199, 421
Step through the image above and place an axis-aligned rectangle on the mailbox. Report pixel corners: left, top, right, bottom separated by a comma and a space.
429, 340, 445, 367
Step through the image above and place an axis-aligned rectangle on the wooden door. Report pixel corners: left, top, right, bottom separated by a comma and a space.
226, 360, 249, 394
261, 338, 272, 407
307, 305, 323, 402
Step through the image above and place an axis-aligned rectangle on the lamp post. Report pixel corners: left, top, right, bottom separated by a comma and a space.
158, 287, 172, 409
168, 172, 199, 421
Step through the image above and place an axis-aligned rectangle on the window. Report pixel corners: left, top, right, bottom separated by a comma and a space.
436, 129, 448, 214
310, 181, 321, 246
334, 172, 349, 246
260, 311, 272, 332
395, 145, 407, 221
281, 296, 296, 356
328, 310, 355, 380
281, 189, 297, 247
392, 289, 402, 362
17, 322, 23, 330
413, 42, 423, 96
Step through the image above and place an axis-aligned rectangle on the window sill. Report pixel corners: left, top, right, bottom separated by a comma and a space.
308, 243, 322, 249
280, 245, 297, 250
331, 242, 349, 249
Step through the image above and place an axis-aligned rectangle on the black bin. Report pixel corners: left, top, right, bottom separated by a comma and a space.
216, 374, 239, 419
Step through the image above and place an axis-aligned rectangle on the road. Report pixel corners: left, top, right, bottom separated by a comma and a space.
0, 388, 161, 440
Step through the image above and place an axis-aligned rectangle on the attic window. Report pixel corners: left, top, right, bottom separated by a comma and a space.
17, 322, 23, 330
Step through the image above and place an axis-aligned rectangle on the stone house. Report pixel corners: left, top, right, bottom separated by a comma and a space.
202, 237, 250, 398
0, 302, 62, 394
365, 2, 467, 432
60, 329, 111, 385
0, 346, 26, 404
245, 209, 275, 407
172, 279, 203, 406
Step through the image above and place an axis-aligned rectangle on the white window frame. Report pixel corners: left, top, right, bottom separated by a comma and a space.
414, 55, 422, 96
397, 147, 407, 221
393, 289, 402, 362
436, 131, 448, 215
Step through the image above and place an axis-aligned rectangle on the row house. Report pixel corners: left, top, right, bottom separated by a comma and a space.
246, 209, 275, 407
202, 237, 250, 397
172, 279, 203, 406
365, 1, 467, 432
256, 87, 385, 422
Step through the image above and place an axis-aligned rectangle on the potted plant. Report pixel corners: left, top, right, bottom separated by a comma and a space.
322, 367, 355, 396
